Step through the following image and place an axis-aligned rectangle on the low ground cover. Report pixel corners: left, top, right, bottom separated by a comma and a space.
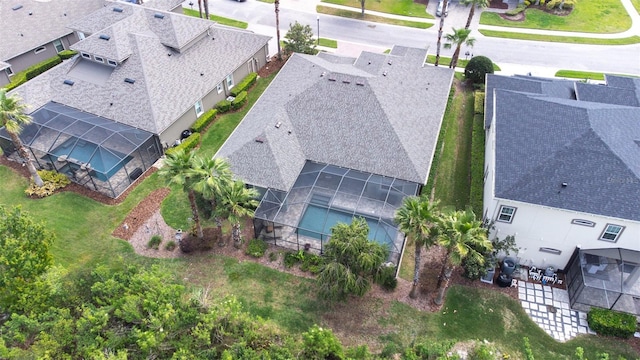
321, 0, 433, 19
183, 8, 248, 29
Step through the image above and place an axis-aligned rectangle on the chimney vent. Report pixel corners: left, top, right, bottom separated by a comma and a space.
63, 79, 74, 86
113, 7, 124, 12
124, 78, 135, 84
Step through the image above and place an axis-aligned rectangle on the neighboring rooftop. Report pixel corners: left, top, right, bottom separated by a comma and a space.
215, 46, 454, 191
490, 75, 640, 221
0, 0, 105, 61
11, 4, 270, 136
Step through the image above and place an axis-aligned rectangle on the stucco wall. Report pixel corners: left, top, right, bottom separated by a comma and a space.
6, 33, 76, 74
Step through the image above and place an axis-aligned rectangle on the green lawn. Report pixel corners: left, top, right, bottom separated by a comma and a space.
426, 55, 502, 71
479, 30, 640, 45
317, 5, 434, 29
480, 0, 631, 33
555, 70, 606, 80
633, 0, 640, 13
321, 0, 433, 19
319, 37, 339, 48
183, 8, 248, 29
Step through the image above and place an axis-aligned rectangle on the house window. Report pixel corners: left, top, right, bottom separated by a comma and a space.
599, 224, 624, 242
226, 74, 234, 89
107, 59, 117, 67
216, 83, 223, 94
194, 100, 204, 116
539, 247, 562, 255
94, 56, 104, 63
34, 46, 46, 54
571, 219, 595, 227
5, 67, 13, 76
81, 52, 91, 59
497, 205, 516, 223
77, 31, 86, 40
53, 39, 64, 53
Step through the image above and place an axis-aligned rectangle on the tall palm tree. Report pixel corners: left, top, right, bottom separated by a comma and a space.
216, 180, 258, 248
0, 89, 44, 187
191, 157, 233, 245
203, 0, 209, 20
275, 0, 282, 60
197, 0, 203, 18
434, 209, 491, 305
394, 197, 441, 299
444, 28, 476, 70
462, 0, 490, 30
157, 149, 204, 238
434, 0, 449, 66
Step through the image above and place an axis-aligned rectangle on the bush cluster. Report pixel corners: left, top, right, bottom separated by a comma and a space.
24, 169, 71, 198
230, 72, 257, 97
58, 50, 78, 60
506, 3, 527, 15
231, 91, 247, 110
147, 235, 162, 249
299, 253, 324, 274
245, 238, 268, 258
165, 132, 201, 156
375, 265, 398, 291
26, 57, 62, 80
165, 240, 177, 251
587, 308, 637, 338
191, 109, 217, 133
465, 56, 494, 87
216, 99, 232, 113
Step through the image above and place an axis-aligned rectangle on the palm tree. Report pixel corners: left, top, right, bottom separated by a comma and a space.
444, 28, 476, 70
216, 180, 258, 248
394, 197, 441, 299
275, 0, 282, 60
462, 0, 490, 30
197, 0, 203, 18
434, 209, 491, 305
0, 89, 44, 187
434, 0, 449, 67
203, 0, 209, 20
157, 149, 204, 238
191, 157, 233, 245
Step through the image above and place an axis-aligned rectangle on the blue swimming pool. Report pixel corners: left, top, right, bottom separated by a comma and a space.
50, 139, 130, 181
297, 204, 392, 246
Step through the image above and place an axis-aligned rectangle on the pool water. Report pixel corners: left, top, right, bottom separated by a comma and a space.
50, 139, 130, 180
297, 204, 392, 246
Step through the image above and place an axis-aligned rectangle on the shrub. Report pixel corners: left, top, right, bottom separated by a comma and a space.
58, 50, 78, 60
231, 91, 247, 111
230, 72, 257, 97
506, 3, 527, 15
191, 109, 217, 133
301, 325, 344, 360
470, 342, 497, 360
216, 99, 232, 113
245, 238, 268, 258
24, 169, 71, 198
523, 337, 535, 360
375, 265, 398, 291
147, 235, 162, 249
268, 251, 279, 262
469, 112, 485, 215
25, 56, 62, 80
164, 132, 200, 156
474, 91, 485, 115
587, 308, 636, 338
465, 56, 494, 85
165, 240, 177, 251
284, 250, 304, 268
300, 253, 324, 273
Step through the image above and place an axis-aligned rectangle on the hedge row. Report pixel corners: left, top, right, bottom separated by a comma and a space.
58, 50, 78, 60
191, 109, 217, 133
165, 132, 201, 156
26, 56, 62, 80
230, 72, 257, 97
469, 113, 485, 215
587, 308, 637, 339
215, 99, 232, 113
474, 91, 485, 115
231, 91, 247, 110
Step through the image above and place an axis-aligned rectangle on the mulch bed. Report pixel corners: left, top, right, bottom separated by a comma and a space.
111, 187, 171, 240
489, 0, 508, 9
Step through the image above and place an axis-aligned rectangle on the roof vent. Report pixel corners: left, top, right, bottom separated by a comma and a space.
12, 5, 23, 10
255, 137, 265, 143
124, 78, 135, 84
328, 75, 336, 82
561, 182, 568, 188
382, 71, 387, 76
320, 71, 326, 77
154, 13, 165, 19
342, 79, 351, 84
275, 122, 282, 129
63, 79, 74, 86
368, 61, 371, 65
99, 34, 111, 41
113, 7, 124, 12
388, 59, 393, 65
356, 80, 364, 86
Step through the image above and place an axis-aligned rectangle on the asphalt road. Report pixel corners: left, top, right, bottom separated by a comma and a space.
192, 0, 640, 75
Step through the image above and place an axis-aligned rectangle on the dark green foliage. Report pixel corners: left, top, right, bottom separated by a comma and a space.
25, 56, 62, 80
231, 91, 248, 110
470, 342, 497, 360
301, 324, 344, 360
230, 72, 258, 97
345, 345, 374, 359
587, 308, 637, 338
147, 235, 162, 249
216, 99, 232, 113
375, 265, 398, 291
57, 50, 78, 60
506, 3, 527, 15
283, 21, 318, 55
165, 240, 177, 251
464, 56, 494, 85
268, 252, 279, 262
3, 55, 67, 91
461, 251, 488, 280
473, 91, 485, 115
523, 337, 535, 360
469, 114, 485, 216
284, 250, 305, 268
245, 238, 268, 258
191, 109, 217, 133
164, 132, 201, 156
300, 253, 324, 274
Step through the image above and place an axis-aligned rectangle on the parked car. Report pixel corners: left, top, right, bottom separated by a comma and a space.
436, 0, 448, 17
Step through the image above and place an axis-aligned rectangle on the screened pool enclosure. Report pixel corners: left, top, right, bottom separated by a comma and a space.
0, 102, 162, 198
566, 248, 640, 316
253, 161, 421, 268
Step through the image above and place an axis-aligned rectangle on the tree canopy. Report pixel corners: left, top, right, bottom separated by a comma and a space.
283, 21, 318, 55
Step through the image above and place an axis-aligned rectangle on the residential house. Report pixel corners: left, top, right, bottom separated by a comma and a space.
484, 74, 640, 315
1, 1, 270, 198
215, 46, 454, 267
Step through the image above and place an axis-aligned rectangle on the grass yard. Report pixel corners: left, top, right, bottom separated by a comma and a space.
319, 37, 339, 48
426, 55, 502, 71
479, 30, 640, 45
480, 0, 631, 33
317, 5, 433, 29
183, 8, 248, 29
321, 0, 433, 19
633, 0, 640, 13
555, 69, 606, 80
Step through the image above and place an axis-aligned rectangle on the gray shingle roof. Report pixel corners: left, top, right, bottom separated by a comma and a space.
491, 76, 640, 221
0, 0, 105, 61
215, 47, 454, 191
575, 80, 640, 107
11, 6, 270, 136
